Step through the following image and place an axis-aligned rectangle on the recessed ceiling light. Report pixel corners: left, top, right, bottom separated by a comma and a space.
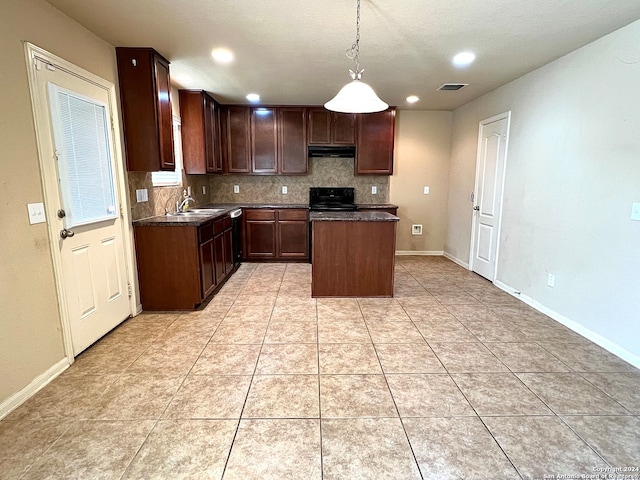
246, 93, 260, 103
211, 48, 234, 64
452, 51, 476, 68
406, 95, 420, 104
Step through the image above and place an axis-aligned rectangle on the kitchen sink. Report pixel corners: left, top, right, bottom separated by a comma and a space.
167, 208, 226, 216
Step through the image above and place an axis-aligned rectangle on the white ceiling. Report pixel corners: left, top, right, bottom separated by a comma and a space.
45, 0, 640, 110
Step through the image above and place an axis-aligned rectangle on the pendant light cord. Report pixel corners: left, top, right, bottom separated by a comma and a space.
346, 0, 362, 77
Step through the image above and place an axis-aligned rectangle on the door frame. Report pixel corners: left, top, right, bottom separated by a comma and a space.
468, 111, 511, 282
24, 43, 138, 364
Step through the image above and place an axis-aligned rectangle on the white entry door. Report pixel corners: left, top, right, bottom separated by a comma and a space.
471, 113, 510, 281
28, 49, 132, 355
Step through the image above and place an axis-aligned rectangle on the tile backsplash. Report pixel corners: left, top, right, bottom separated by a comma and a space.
127, 157, 389, 221
209, 158, 388, 204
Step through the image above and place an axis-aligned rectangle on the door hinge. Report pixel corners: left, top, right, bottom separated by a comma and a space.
119, 203, 124, 218
127, 283, 132, 298
470, 192, 475, 203
110, 116, 115, 132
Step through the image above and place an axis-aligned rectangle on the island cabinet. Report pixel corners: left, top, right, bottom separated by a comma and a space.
116, 47, 175, 172
355, 108, 396, 175
243, 208, 309, 260
134, 215, 234, 310
308, 108, 356, 145
179, 90, 223, 174
311, 212, 398, 297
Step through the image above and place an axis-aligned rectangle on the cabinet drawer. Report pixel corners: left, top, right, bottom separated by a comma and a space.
245, 209, 276, 221
278, 209, 308, 221
213, 217, 225, 235
198, 222, 213, 244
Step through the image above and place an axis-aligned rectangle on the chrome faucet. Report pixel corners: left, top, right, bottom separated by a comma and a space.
177, 189, 195, 212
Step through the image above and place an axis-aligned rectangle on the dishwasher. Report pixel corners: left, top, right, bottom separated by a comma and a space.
229, 208, 243, 267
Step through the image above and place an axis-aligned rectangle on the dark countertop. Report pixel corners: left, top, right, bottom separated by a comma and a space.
356, 203, 398, 209
310, 211, 399, 222
134, 203, 398, 227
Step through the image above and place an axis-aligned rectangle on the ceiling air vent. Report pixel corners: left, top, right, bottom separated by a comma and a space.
438, 83, 468, 91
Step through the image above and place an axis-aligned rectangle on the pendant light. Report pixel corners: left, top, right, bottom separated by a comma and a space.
324, 0, 388, 114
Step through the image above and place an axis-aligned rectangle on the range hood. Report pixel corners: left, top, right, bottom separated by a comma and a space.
308, 145, 356, 158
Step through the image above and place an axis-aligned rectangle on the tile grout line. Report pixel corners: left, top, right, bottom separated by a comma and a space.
219, 263, 283, 479
357, 297, 425, 480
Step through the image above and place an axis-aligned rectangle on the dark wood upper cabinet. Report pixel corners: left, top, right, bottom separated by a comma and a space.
307, 108, 356, 145
356, 108, 396, 175
278, 107, 308, 175
223, 106, 251, 173
251, 108, 278, 174
116, 47, 175, 172
179, 90, 222, 174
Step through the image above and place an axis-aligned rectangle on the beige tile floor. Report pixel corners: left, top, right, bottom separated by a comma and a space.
2, 256, 640, 479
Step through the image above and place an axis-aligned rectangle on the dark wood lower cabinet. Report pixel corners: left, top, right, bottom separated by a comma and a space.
134, 214, 234, 311
243, 208, 308, 261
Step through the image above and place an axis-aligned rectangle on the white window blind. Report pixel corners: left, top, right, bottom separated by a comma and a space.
151, 116, 183, 187
49, 84, 117, 228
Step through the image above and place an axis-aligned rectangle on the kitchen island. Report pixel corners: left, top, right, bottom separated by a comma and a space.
310, 211, 399, 297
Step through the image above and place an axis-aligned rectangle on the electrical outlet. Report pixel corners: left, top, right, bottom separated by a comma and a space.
547, 273, 555, 288
371, 186, 377, 195
631, 202, 640, 221
412, 224, 423, 235
202, 185, 207, 195
233, 185, 240, 194
27, 203, 46, 224
282, 186, 288, 194
135, 189, 148, 202
423, 186, 430, 194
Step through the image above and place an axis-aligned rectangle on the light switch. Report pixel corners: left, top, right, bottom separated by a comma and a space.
282, 186, 288, 194
202, 185, 207, 195
631, 202, 640, 221
27, 203, 46, 224
423, 186, 430, 194
371, 186, 377, 195
233, 185, 240, 194
135, 189, 148, 203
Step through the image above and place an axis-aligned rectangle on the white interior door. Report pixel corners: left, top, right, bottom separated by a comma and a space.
471, 113, 510, 281
30, 53, 132, 355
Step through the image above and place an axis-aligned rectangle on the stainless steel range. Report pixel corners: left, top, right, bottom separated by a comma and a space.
309, 187, 358, 212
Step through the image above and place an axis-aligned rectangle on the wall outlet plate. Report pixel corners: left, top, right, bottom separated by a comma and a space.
547, 273, 555, 288
412, 224, 423, 235
631, 202, 640, 221
233, 185, 240, 194
282, 186, 288, 194
371, 186, 377, 195
202, 185, 207, 195
424, 186, 430, 194
27, 203, 46, 224
135, 189, 148, 203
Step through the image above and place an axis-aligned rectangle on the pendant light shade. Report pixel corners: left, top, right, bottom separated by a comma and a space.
325, 79, 388, 113
325, 0, 388, 114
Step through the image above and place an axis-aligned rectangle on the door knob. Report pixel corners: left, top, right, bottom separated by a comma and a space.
60, 228, 75, 239
473, 206, 480, 211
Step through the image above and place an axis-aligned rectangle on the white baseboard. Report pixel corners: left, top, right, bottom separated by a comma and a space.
0, 358, 69, 421
395, 250, 444, 256
494, 280, 640, 370
443, 252, 470, 269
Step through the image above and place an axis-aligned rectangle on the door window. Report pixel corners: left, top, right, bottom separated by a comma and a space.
48, 84, 117, 228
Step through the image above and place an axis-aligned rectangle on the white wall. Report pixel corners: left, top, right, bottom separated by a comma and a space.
445, 20, 640, 363
0, 0, 119, 412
